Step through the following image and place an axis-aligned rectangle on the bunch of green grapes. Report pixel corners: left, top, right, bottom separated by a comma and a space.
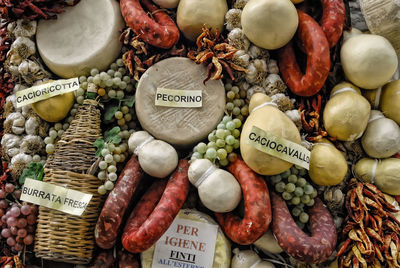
270, 165, 318, 229
224, 82, 249, 121
96, 130, 132, 194
191, 116, 241, 166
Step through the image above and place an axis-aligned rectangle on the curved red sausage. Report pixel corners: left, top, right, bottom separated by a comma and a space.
321, 0, 346, 48
278, 10, 330, 97
122, 160, 190, 253
120, 0, 180, 49
215, 158, 271, 245
271, 192, 337, 264
95, 154, 144, 249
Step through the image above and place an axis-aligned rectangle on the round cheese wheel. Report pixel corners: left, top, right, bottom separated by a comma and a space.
36, 0, 124, 78
135, 57, 226, 147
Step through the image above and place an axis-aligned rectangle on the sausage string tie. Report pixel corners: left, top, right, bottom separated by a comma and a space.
330, 87, 358, 98
249, 259, 262, 268
194, 165, 217, 188
368, 113, 385, 123
374, 87, 382, 109
134, 136, 155, 155
251, 102, 278, 113
370, 159, 380, 184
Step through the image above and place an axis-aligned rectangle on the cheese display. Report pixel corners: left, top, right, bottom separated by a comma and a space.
135, 57, 226, 147
36, 0, 124, 78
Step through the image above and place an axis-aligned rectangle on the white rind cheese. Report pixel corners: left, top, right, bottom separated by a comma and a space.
141, 209, 231, 268
36, 0, 124, 78
135, 57, 226, 147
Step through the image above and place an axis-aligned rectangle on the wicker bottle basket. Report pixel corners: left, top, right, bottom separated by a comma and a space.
34, 99, 104, 264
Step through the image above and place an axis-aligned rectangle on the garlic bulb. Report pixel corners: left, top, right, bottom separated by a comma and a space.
301, 135, 313, 151
12, 20, 37, 38
4, 112, 25, 134
285, 109, 302, 130
12, 126, 25, 135
10, 37, 36, 60
22, 105, 34, 118
7, 148, 20, 158
246, 59, 268, 85
18, 60, 29, 76
13, 83, 27, 93
248, 45, 270, 60
1, 134, 22, 152
225, 9, 242, 31
271, 93, 294, 112
267, 59, 279, 74
228, 28, 250, 51
232, 50, 250, 68
264, 74, 287, 95
20, 135, 45, 155
25, 117, 40, 135
246, 85, 266, 101
238, 81, 250, 91
234, 0, 249, 9
324, 186, 345, 214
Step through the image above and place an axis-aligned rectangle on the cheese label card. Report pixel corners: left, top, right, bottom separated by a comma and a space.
155, 88, 203, 108
152, 218, 218, 268
16, 78, 79, 108
20, 178, 92, 216
247, 126, 311, 170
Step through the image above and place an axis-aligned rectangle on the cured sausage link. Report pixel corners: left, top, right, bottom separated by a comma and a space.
215, 158, 271, 245
122, 159, 190, 253
120, 0, 180, 49
95, 154, 144, 249
278, 10, 330, 97
271, 192, 337, 264
321, 0, 346, 48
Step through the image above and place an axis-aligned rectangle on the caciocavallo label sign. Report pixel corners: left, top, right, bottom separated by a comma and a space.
247, 126, 311, 170
20, 178, 92, 216
155, 88, 202, 108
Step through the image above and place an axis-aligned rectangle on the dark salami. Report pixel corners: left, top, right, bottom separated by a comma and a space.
120, 0, 180, 49
271, 192, 337, 264
321, 0, 346, 48
278, 10, 330, 97
215, 158, 271, 245
118, 250, 140, 268
95, 154, 144, 249
89, 250, 115, 268
122, 159, 190, 253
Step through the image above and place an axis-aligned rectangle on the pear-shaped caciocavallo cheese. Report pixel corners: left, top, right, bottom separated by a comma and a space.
36, 0, 124, 78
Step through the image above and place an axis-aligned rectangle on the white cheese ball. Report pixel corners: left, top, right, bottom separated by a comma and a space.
341, 34, 398, 89
188, 159, 241, 213
241, 0, 298, 50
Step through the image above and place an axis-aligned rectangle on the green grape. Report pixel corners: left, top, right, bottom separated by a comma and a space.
290, 166, 299, 175
304, 184, 314, 195
225, 145, 233, 153
98, 185, 107, 194
105, 154, 114, 163
216, 139, 225, 148
285, 183, 296, 193
99, 161, 107, 170
49, 130, 58, 139
76, 96, 84, 104
105, 79, 113, 87
310, 189, 318, 199
63, 123, 69, 130
107, 165, 117, 173
301, 195, 311, 204
76, 88, 85, 96
228, 152, 238, 162
219, 158, 229, 166
224, 130, 231, 137
233, 118, 242, 128
216, 129, 225, 139
205, 148, 217, 159
208, 132, 216, 142
225, 135, 235, 145
281, 169, 291, 179
57, 130, 64, 137
232, 129, 240, 138
90, 68, 99, 76
101, 148, 110, 157
207, 141, 217, 149
124, 114, 132, 122
222, 115, 232, 123
123, 76, 131, 83
115, 111, 123, 119
99, 72, 107, 80
299, 212, 309, 223
116, 90, 124, 99
32, 155, 41, 162
225, 83, 232, 90
294, 187, 304, 197
239, 89, 246, 98
116, 58, 124, 66
296, 178, 307, 187
70, 109, 77, 116
104, 181, 114, 191
217, 149, 227, 160
299, 168, 307, 176
197, 143, 207, 154
275, 182, 286, 193
270, 175, 282, 185
191, 152, 203, 159
217, 123, 226, 130
296, 203, 305, 210
46, 144, 55, 154
232, 107, 241, 116
288, 174, 297, 184
291, 196, 301, 205
306, 199, 315, 207
227, 91, 235, 99
226, 102, 234, 110
296, 221, 305, 229
107, 69, 115, 77
235, 114, 244, 122
93, 76, 101, 85
121, 106, 130, 114
79, 76, 87, 83
226, 121, 236, 131
98, 171, 106, 180
108, 143, 115, 152
233, 99, 242, 107
44, 137, 53, 144
241, 106, 249, 116
292, 207, 302, 217
87, 76, 94, 83
108, 90, 117, 98
114, 71, 122, 78
282, 191, 292, 200
113, 154, 121, 162
126, 84, 134, 92
231, 86, 240, 94
233, 139, 240, 149
108, 172, 118, 181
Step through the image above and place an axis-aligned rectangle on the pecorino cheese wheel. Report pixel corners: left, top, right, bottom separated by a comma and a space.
135, 57, 226, 147
36, 0, 124, 78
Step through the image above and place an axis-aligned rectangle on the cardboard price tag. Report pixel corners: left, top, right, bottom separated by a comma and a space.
20, 178, 92, 216
247, 126, 311, 170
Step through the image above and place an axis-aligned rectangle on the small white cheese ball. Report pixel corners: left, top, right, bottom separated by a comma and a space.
128, 131, 178, 178
188, 159, 241, 213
